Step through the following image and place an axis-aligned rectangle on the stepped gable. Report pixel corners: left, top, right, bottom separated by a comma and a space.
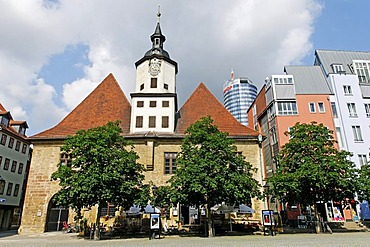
31, 73, 131, 139
176, 82, 259, 137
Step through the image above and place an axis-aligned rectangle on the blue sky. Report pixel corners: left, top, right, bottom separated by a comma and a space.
0, 0, 369, 136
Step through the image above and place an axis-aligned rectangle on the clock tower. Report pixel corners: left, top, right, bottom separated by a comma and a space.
130, 8, 178, 134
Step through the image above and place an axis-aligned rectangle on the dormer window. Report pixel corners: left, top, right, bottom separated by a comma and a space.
0, 116, 9, 127
331, 64, 345, 74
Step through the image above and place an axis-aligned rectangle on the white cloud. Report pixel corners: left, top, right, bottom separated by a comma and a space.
0, 0, 322, 135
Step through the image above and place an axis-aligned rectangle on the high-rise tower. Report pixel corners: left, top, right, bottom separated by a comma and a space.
223, 71, 257, 126
130, 8, 178, 134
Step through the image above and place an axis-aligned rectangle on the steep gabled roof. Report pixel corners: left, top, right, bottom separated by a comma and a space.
175, 83, 259, 137
31, 74, 131, 139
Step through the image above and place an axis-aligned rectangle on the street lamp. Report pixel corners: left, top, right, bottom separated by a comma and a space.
263, 183, 274, 236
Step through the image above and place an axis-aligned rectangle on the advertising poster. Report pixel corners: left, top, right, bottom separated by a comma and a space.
150, 213, 160, 230
262, 210, 275, 226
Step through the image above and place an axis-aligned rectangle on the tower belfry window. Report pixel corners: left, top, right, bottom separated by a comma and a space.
155, 38, 160, 46
151, 78, 157, 88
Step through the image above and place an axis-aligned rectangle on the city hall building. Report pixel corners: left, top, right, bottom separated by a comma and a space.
19, 15, 264, 234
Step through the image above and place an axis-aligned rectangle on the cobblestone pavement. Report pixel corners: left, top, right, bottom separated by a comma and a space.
0, 231, 370, 247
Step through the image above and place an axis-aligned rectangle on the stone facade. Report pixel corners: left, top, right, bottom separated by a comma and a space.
19, 136, 264, 234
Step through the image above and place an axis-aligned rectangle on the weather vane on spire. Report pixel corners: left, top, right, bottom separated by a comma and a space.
157, 4, 161, 23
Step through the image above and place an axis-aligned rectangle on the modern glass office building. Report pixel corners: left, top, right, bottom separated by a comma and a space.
223, 74, 257, 126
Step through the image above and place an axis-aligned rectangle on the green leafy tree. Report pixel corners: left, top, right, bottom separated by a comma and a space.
356, 164, 370, 202
168, 116, 261, 237
268, 122, 356, 229
51, 121, 147, 239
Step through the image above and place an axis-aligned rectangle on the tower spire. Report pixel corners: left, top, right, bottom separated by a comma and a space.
157, 4, 161, 23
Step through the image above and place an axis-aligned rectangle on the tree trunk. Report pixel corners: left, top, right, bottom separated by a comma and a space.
206, 204, 214, 237
313, 203, 321, 234
94, 203, 101, 240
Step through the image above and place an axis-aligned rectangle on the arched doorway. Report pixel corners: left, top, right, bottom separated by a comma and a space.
45, 196, 69, 231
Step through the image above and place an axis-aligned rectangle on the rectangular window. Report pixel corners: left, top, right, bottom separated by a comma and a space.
60, 153, 72, 167
332, 64, 344, 73
277, 102, 298, 115
136, 116, 143, 128
151, 78, 157, 88
352, 126, 363, 142
18, 163, 24, 174
0, 156, 2, 168
150, 101, 157, 107
353, 61, 370, 83
8, 137, 14, 149
164, 83, 168, 90
358, 154, 368, 166
13, 184, 20, 197
365, 104, 370, 118
1, 134, 7, 145
4, 158, 10, 170
343, 85, 352, 95
309, 102, 316, 113
0, 180, 5, 195
270, 127, 278, 144
331, 102, 338, 118
162, 116, 169, 128
15, 140, 21, 151
11, 161, 17, 172
162, 101, 169, 107
336, 127, 344, 149
347, 103, 358, 117
140, 84, 144, 91
137, 101, 144, 107
149, 116, 156, 128
164, 152, 177, 174
22, 143, 27, 154
6, 182, 13, 196
274, 77, 293, 84
318, 102, 325, 113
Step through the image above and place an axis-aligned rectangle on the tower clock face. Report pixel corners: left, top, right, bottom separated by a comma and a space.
149, 58, 161, 76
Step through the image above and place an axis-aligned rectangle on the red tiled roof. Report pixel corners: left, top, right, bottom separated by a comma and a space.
175, 82, 260, 137
31, 74, 131, 139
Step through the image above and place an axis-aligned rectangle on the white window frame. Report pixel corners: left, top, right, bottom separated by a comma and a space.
347, 103, 358, 117
352, 126, 363, 142
331, 102, 338, 118
343, 85, 352, 95
364, 103, 370, 118
332, 64, 344, 73
309, 102, 316, 113
277, 102, 298, 115
318, 102, 325, 113
358, 154, 367, 166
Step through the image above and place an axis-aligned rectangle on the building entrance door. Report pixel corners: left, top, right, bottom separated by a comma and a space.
46, 198, 68, 231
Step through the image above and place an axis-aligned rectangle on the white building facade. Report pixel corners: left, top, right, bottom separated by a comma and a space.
315, 50, 370, 169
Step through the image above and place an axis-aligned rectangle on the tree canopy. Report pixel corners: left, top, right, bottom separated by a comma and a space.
356, 163, 370, 202
51, 121, 147, 238
268, 122, 357, 207
168, 116, 261, 236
